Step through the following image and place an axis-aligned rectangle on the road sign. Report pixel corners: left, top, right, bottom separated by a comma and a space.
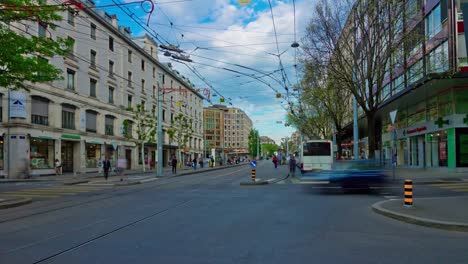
250, 161, 257, 167
389, 110, 398, 124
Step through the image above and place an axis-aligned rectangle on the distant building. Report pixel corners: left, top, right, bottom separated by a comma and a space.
260, 136, 276, 145
203, 105, 253, 160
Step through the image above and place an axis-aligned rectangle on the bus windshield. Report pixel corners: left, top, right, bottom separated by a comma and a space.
303, 142, 331, 156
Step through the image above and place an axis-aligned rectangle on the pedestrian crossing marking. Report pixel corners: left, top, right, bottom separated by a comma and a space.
1, 193, 61, 198
290, 177, 300, 184
0, 184, 113, 200
277, 180, 285, 184
430, 182, 468, 192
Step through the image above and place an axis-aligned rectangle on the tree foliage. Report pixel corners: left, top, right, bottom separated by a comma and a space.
0, 0, 71, 89
247, 129, 260, 158
302, 0, 421, 158
124, 103, 157, 171
261, 143, 279, 156
168, 113, 194, 165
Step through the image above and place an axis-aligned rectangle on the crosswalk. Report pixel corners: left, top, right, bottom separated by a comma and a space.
275, 177, 330, 185
0, 184, 113, 200
430, 181, 468, 192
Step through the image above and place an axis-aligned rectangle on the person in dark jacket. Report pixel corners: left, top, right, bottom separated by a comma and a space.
103, 157, 111, 180
288, 154, 297, 177
171, 155, 177, 174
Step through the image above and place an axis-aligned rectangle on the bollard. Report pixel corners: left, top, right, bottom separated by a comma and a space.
251, 169, 256, 182
404, 179, 413, 207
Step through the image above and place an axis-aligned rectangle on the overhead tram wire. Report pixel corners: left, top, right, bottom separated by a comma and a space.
189, 54, 285, 87
266, 0, 293, 93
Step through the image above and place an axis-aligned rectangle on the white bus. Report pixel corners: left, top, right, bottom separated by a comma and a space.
300, 140, 334, 172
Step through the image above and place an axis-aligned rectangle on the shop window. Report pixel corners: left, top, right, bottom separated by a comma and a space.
407, 101, 426, 126
455, 89, 468, 113
86, 143, 101, 168
105, 115, 115, 136
86, 110, 98, 133
456, 128, 468, 167
31, 96, 49, 126
62, 104, 75, 129
30, 138, 54, 169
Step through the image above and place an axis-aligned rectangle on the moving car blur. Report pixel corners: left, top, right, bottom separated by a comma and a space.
300, 160, 391, 192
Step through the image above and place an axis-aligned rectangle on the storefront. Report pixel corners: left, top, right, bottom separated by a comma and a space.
0, 136, 4, 170
30, 137, 54, 170
85, 143, 101, 168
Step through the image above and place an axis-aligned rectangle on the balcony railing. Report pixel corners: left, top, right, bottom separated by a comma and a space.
31, 115, 48, 126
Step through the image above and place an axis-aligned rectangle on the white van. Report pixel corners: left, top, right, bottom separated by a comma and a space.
300, 140, 334, 171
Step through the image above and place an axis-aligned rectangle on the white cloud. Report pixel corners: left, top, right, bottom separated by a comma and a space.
122, 0, 316, 140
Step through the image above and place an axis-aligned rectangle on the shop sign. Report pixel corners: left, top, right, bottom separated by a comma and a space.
9, 91, 27, 118
403, 126, 427, 136
62, 134, 81, 140
112, 142, 118, 150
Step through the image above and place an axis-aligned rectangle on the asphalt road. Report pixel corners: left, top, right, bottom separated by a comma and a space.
0, 161, 467, 264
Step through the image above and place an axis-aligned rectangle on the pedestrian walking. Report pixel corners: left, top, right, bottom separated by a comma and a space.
103, 157, 111, 180
171, 155, 177, 174
272, 155, 278, 169
117, 158, 127, 180
97, 157, 103, 174
289, 154, 297, 177
199, 158, 203, 168
192, 157, 197, 170
210, 157, 214, 168
55, 159, 62, 175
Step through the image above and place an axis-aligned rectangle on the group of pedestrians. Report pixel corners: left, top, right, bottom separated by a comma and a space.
272, 153, 297, 176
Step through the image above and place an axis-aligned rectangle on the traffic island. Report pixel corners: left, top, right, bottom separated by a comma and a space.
114, 180, 141, 186
63, 179, 90, 185
240, 179, 268, 186
372, 198, 468, 232
0, 197, 32, 209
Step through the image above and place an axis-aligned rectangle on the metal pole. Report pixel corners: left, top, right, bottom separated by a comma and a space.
353, 96, 359, 160
156, 74, 164, 177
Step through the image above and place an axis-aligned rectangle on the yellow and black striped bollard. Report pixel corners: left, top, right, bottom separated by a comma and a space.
404, 179, 413, 207
251, 169, 256, 182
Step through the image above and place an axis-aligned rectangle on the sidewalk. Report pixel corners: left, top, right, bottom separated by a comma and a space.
372, 197, 468, 232
391, 168, 468, 184
0, 163, 248, 184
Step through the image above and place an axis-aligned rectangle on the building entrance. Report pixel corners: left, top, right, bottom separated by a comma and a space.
61, 141, 74, 173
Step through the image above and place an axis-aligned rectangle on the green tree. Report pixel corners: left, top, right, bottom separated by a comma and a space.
298, 60, 352, 158
248, 129, 260, 158
0, 0, 71, 89
261, 143, 279, 156
167, 114, 194, 167
123, 103, 157, 172
302, 0, 423, 158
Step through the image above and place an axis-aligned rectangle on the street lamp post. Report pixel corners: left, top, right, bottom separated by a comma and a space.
257, 132, 260, 160
156, 74, 164, 177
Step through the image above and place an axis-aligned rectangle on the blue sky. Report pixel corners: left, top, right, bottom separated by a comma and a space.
96, 0, 317, 144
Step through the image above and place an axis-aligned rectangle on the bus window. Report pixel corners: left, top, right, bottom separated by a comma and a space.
303, 142, 331, 156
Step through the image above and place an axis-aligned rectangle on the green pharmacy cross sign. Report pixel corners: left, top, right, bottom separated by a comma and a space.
435, 117, 449, 128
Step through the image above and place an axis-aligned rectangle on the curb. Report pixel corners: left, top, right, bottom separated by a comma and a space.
0, 179, 51, 184
240, 180, 268, 186
171, 163, 248, 178
63, 180, 90, 185
371, 199, 468, 232
268, 173, 290, 184
0, 198, 32, 209
114, 180, 141, 186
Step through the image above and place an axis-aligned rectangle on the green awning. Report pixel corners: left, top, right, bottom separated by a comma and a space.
61, 134, 81, 140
